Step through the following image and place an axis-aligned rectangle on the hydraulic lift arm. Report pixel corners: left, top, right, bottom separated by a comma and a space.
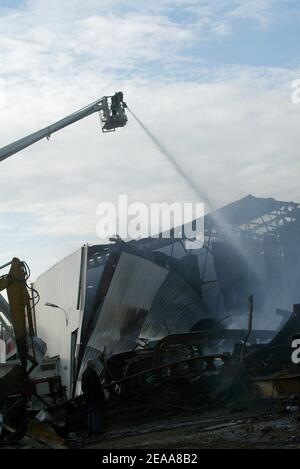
0, 91, 127, 163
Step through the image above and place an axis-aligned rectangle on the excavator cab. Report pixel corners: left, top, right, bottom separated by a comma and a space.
100, 91, 128, 132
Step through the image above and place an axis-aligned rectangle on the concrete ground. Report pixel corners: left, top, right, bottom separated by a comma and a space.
82, 401, 300, 449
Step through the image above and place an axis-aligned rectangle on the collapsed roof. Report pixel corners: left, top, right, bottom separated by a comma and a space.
77, 195, 300, 385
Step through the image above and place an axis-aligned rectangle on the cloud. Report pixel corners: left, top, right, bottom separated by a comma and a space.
0, 0, 298, 278
228, 0, 277, 26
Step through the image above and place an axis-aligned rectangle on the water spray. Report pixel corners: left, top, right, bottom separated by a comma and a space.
127, 106, 211, 209
127, 105, 264, 290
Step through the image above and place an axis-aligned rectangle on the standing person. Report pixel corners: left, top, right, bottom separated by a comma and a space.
81, 360, 105, 436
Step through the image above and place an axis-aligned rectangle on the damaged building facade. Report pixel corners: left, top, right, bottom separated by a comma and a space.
33, 195, 300, 401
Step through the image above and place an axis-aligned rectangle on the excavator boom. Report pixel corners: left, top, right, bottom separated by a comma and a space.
0, 258, 35, 371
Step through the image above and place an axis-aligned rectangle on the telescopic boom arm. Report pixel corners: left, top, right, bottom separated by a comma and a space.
0, 91, 127, 163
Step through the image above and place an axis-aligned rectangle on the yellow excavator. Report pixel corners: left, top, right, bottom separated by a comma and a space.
0, 258, 40, 442
0, 258, 38, 400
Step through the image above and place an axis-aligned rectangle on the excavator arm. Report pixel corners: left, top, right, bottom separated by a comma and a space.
0, 258, 36, 372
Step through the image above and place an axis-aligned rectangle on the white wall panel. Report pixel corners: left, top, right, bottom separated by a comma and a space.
34, 246, 87, 396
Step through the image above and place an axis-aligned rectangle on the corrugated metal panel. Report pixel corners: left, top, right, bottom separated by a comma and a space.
34, 246, 86, 397
141, 270, 210, 340
79, 251, 210, 384
88, 251, 168, 356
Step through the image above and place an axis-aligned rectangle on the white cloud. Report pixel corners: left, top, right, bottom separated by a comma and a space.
228, 0, 277, 26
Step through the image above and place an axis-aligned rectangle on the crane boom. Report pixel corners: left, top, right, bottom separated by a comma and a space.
0, 91, 127, 163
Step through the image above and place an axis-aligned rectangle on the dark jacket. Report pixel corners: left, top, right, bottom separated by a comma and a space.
81, 367, 105, 405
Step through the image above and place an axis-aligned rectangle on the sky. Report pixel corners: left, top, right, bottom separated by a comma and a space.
0, 0, 299, 279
